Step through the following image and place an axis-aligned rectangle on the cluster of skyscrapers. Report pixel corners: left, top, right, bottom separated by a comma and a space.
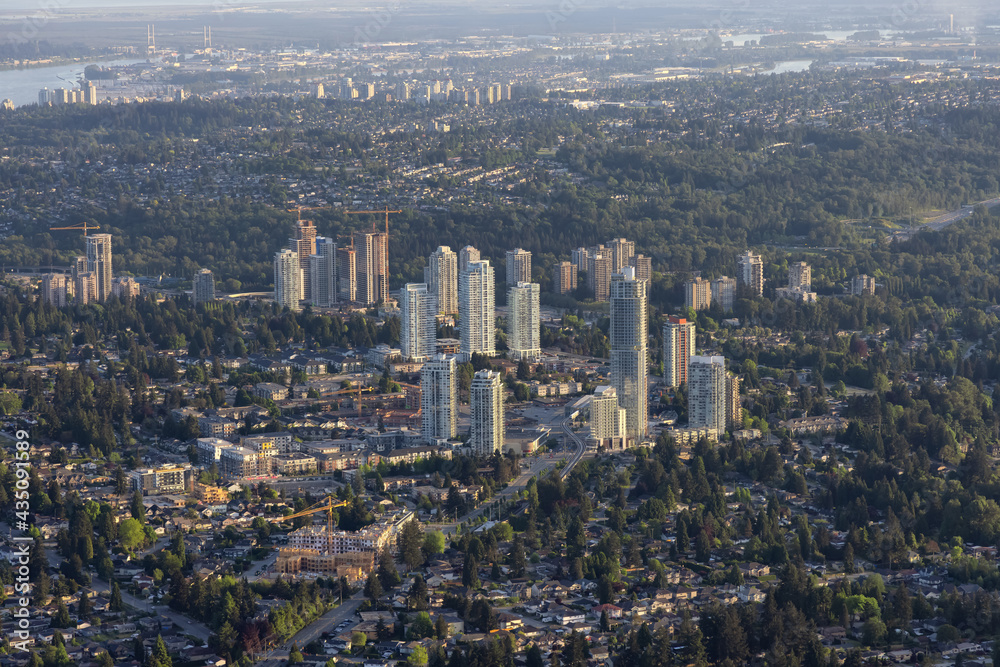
408, 245, 539, 456
684, 249, 764, 311
272, 224, 757, 451
663, 317, 742, 434
315, 79, 514, 106
273, 219, 388, 311
559, 238, 651, 300
39, 82, 98, 107
41, 233, 139, 306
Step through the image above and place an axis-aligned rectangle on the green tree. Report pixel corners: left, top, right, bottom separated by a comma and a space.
408, 611, 434, 639
399, 519, 425, 569
409, 645, 429, 667
130, 490, 146, 521
423, 530, 446, 558
118, 518, 146, 554
364, 570, 382, 605
510, 533, 526, 577
378, 546, 401, 588
51, 600, 71, 628
110, 581, 124, 612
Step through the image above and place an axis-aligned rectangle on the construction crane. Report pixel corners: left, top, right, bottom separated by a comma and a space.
268, 495, 348, 554
286, 205, 334, 222
49, 221, 100, 236
346, 205, 402, 238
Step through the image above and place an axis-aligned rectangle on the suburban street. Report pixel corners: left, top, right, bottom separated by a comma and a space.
28, 529, 214, 642
256, 590, 365, 666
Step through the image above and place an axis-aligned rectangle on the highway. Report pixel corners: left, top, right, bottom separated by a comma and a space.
434, 408, 588, 536
923, 196, 1000, 232
558, 417, 587, 480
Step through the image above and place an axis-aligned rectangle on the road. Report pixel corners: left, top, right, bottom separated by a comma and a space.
23, 528, 214, 641
257, 410, 590, 659
923, 196, 1000, 231
256, 590, 364, 666
433, 408, 587, 536
558, 417, 587, 480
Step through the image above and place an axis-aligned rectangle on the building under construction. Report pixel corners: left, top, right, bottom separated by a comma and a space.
272, 498, 414, 580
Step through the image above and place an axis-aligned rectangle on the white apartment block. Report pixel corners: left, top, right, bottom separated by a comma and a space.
689, 355, 727, 432
738, 250, 764, 297
195, 437, 233, 465
421, 354, 458, 441
470, 370, 504, 457
425, 246, 458, 314
193, 268, 216, 305
610, 267, 648, 443
589, 385, 626, 450
459, 260, 496, 361
505, 248, 532, 286
606, 238, 635, 273
400, 283, 437, 362
40, 274, 68, 307
712, 276, 736, 312
220, 446, 274, 480
459, 245, 480, 274
274, 249, 303, 311
851, 274, 876, 296
508, 282, 540, 361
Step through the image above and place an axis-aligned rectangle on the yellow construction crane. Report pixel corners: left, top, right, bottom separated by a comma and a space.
49, 221, 100, 236
269, 495, 349, 554
286, 205, 334, 222
346, 205, 402, 238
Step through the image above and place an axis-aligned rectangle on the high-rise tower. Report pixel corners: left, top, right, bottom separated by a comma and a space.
508, 282, 540, 361
421, 354, 457, 441
505, 248, 532, 286
356, 232, 388, 305
459, 245, 480, 274
689, 355, 727, 432
400, 283, 437, 362
663, 316, 695, 388
309, 237, 337, 308
336, 246, 356, 303
193, 268, 215, 306
274, 249, 303, 311
459, 260, 495, 361
85, 233, 112, 303
738, 250, 764, 297
470, 370, 504, 457
610, 267, 648, 443
424, 246, 458, 315
291, 220, 317, 302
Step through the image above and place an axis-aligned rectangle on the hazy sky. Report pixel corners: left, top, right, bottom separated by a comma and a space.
0, 0, 300, 10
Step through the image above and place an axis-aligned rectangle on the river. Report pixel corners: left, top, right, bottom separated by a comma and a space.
767, 60, 814, 74
0, 58, 150, 108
